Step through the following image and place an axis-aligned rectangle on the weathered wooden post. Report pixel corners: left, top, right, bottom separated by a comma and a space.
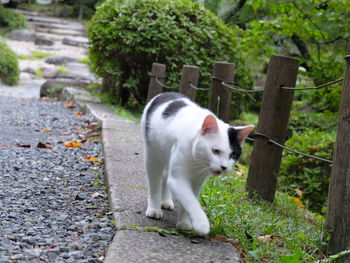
325, 55, 350, 261
246, 55, 299, 202
210, 62, 235, 122
179, 65, 199, 101
147, 63, 166, 102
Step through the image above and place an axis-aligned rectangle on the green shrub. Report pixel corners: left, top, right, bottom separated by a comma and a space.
279, 130, 335, 213
88, 0, 252, 114
288, 110, 338, 134
0, 6, 26, 33
0, 41, 19, 85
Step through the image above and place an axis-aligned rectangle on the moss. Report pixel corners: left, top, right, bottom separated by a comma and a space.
0, 41, 19, 85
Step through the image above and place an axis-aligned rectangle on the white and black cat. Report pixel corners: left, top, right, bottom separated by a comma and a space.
141, 92, 254, 235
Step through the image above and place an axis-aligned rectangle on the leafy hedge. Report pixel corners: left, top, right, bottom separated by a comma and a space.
0, 6, 26, 33
0, 41, 19, 85
279, 111, 337, 213
88, 0, 252, 114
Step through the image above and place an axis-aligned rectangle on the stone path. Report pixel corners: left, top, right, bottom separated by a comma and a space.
0, 9, 93, 99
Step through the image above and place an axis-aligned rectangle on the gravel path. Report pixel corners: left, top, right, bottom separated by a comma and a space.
0, 96, 115, 263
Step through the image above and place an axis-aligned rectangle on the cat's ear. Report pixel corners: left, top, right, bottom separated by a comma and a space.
201, 115, 219, 135
236, 125, 255, 143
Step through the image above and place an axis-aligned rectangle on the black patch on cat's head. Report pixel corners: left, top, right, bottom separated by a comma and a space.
162, 100, 188, 119
227, 127, 242, 161
145, 92, 187, 139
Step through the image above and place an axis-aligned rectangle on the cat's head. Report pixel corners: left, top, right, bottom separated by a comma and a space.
194, 114, 254, 176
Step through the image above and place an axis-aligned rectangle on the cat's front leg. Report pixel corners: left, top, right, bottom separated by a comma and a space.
168, 175, 210, 235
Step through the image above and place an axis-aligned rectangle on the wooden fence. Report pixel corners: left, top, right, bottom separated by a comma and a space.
147, 62, 234, 123
146, 55, 350, 260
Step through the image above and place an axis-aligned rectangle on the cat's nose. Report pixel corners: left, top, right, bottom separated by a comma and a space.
220, 166, 227, 171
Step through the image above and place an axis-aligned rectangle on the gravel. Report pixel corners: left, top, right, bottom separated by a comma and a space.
0, 96, 115, 262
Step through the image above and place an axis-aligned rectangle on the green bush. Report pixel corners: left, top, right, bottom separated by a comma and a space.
0, 41, 20, 85
88, 0, 253, 114
279, 130, 335, 213
0, 6, 26, 33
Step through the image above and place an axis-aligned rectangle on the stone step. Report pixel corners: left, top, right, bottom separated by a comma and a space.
30, 21, 86, 32
33, 27, 86, 37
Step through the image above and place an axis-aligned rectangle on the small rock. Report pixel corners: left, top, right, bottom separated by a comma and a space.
35, 36, 54, 46
8, 29, 36, 42
45, 56, 77, 65
62, 36, 88, 47
41, 65, 58, 79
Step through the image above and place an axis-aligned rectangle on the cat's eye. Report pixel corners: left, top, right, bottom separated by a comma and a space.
212, 149, 220, 155
230, 152, 239, 160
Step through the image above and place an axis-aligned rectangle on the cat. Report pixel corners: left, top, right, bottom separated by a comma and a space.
141, 92, 254, 235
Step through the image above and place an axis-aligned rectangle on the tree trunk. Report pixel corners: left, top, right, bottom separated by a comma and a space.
78, 6, 84, 21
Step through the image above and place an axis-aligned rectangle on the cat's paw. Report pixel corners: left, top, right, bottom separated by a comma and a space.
146, 208, 163, 219
176, 219, 193, 231
161, 199, 174, 210
192, 219, 210, 236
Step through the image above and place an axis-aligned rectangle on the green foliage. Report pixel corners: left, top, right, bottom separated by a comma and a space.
201, 170, 324, 262
0, 6, 26, 34
0, 41, 19, 85
88, 0, 252, 114
279, 129, 335, 213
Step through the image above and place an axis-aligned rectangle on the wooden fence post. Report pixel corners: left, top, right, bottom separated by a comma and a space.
246, 55, 299, 202
147, 63, 166, 102
325, 55, 350, 261
179, 65, 199, 101
210, 62, 235, 122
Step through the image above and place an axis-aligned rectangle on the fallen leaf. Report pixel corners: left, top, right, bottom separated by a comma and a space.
64, 102, 75, 109
40, 97, 50, 101
0, 145, 11, 148
295, 188, 303, 197
289, 197, 305, 209
37, 142, 53, 149
74, 111, 83, 116
20, 102, 27, 106
41, 127, 52, 133
212, 234, 240, 246
16, 144, 31, 148
258, 234, 274, 243
101, 113, 108, 118
65, 141, 82, 148
305, 214, 316, 224
83, 156, 102, 162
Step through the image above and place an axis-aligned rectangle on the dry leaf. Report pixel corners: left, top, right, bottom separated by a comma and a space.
212, 234, 240, 246
305, 214, 317, 224
37, 142, 53, 149
20, 102, 27, 106
41, 127, 52, 133
83, 156, 101, 162
258, 234, 274, 243
295, 188, 303, 197
65, 141, 82, 148
101, 113, 108, 118
0, 145, 11, 148
16, 143, 31, 148
64, 102, 75, 109
74, 111, 83, 116
289, 197, 305, 209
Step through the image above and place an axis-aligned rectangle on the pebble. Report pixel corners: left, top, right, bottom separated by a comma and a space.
0, 97, 115, 262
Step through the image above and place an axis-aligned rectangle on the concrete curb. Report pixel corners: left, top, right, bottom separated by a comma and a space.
61, 87, 240, 263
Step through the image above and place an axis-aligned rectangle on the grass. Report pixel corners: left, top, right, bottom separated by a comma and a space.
31, 50, 53, 59
57, 65, 69, 73
77, 56, 90, 65
200, 165, 326, 262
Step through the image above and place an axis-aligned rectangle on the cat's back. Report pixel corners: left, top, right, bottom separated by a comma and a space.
141, 92, 207, 143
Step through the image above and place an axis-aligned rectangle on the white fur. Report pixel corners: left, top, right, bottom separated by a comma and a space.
141, 95, 237, 235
